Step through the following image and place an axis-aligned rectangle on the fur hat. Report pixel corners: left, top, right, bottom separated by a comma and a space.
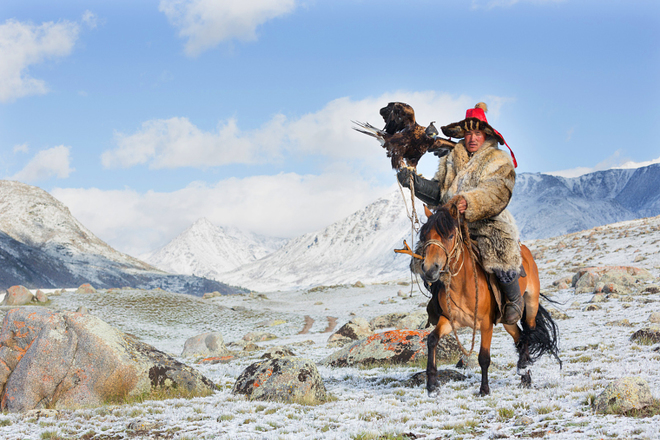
441, 103, 517, 167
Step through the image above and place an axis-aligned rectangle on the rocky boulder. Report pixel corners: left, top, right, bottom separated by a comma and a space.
370, 313, 408, 330
572, 266, 653, 294
594, 377, 654, 414
34, 290, 48, 303
395, 311, 428, 330
75, 283, 97, 294
243, 331, 277, 342
181, 332, 227, 358
261, 346, 296, 359
1, 285, 34, 306
0, 308, 216, 412
232, 357, 327, 404
321, 329, 461, 367
327, 317, 373, 347
630, 325, 660, 344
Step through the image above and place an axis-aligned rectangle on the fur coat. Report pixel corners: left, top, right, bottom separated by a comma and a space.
430, 137, 521, 273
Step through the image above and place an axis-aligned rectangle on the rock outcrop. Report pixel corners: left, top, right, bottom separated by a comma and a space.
321, 329, 460, 367
1, 285, 34, 306
181, 332, 227, 358
327, 317, 373, 347
572, 266, 653, 294
0, 308, 216, 412
594, 377, 654, 414
232, 357, 327, 404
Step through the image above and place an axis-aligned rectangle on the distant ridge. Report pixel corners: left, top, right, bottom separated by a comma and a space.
141, 218, 287, 280
138, 163, 660, 292
0, 180, 245, 296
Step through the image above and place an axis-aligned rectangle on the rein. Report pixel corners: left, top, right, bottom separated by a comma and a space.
444, 217, 480, 360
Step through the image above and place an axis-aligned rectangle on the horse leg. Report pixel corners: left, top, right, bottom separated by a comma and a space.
427, 317, 452, 395
478, 321, 494, 396
503, 322, 531, 388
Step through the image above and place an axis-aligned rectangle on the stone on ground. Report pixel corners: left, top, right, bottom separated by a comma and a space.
630, 325, 660, 344
243, 331, 277, 342
75, 283, 97, 294
1, 285, 34, 306
327, 317, 373, 347
0, 308, 216, 412
181, 332, 227, 358
232, 357, 327, 404
594, 377, 654, 414
261, 346, 296, 359
321, 329, 460, 367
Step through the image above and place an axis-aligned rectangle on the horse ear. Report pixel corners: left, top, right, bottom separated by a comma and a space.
424, 205, 433, 218
448, 203, 459, 219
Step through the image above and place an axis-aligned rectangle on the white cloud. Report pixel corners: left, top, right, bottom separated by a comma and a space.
159, 0, 297, 57
614, 156, 660, 170
13, 143, 29, 154
52, 172, 393, 256
546, 150, 660, 178
81, 11, 98, 29
102, 91, 474, 170
0, 19, 79, 102
10, 146, 74, 182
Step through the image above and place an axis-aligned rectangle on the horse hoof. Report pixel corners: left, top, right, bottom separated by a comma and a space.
479, 386, 490, 396
520, 370, 532, 388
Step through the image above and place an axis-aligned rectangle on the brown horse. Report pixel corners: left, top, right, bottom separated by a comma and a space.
414, 203, 560, 396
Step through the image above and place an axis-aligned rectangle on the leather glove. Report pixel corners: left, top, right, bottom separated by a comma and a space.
396, 168, 441, 206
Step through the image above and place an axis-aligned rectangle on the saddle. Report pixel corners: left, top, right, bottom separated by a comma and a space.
425, 240, 526, 327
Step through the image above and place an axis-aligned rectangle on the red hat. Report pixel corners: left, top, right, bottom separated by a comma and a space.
441, 102, 517, 167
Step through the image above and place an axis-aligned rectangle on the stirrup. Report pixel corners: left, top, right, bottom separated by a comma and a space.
503, 301, 523, 325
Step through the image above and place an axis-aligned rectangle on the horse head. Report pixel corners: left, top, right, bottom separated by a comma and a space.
419, 203, 460, 283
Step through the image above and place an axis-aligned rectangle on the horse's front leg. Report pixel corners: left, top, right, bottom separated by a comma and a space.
427, 317, 452, 395
478, 322, 494, 396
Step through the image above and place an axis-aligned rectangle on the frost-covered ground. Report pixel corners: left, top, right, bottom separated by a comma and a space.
1, 216, 659, 439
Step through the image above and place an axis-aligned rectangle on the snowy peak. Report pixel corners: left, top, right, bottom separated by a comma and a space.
0, 181, 241, 295
0, 180, 151, 270
218, 190, 418, 291
142, 217, 287, 279
510, 163, 660, 240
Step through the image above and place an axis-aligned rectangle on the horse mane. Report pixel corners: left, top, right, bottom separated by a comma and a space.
420, 206, 458, 241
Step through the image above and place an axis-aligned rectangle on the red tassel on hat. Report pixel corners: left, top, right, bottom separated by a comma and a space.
470, 103, 517, 168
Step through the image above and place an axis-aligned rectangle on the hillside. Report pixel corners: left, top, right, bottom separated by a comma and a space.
149, 164, 660, 292
141, 218, 287, 279
0, 181, 244, 296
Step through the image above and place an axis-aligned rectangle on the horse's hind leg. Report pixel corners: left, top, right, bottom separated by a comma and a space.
503, 322, 532, 388
426, 318, 452, 395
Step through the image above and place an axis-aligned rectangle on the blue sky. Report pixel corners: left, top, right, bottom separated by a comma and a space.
1, 0, 658, 256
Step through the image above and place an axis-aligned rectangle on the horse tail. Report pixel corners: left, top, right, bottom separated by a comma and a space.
517, 303, 562, 369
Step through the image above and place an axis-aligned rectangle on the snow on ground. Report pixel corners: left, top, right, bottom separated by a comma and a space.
1, 216, 659, 439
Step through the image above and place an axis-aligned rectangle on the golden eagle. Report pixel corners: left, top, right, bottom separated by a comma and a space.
353, 102, 456, 170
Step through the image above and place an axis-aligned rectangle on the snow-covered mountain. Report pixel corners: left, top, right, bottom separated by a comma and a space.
511, 163, 660, 239
218, 190, 419, 291
141, 218, 287, 280
144, 163, 660, 292
0, 180, 244, 295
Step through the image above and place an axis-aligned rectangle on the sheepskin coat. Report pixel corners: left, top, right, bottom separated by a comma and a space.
430, 137, 522, 273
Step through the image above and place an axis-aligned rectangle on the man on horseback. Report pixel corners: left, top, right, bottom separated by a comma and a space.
398, 102, 523, 325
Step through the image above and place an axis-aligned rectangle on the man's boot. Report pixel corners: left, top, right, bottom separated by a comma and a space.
500, 273, 523, 325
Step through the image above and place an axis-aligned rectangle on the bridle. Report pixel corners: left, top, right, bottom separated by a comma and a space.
418, 216, 480, 359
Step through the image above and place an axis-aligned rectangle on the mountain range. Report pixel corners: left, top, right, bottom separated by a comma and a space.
2, 163, 659, 294
0, 180, 244, 296
143, 163, 660, 291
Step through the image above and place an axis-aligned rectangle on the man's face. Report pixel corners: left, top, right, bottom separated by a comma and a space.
465, 129, 486, 153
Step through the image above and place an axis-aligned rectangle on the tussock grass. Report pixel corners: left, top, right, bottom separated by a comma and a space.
104, 385, 214, 406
